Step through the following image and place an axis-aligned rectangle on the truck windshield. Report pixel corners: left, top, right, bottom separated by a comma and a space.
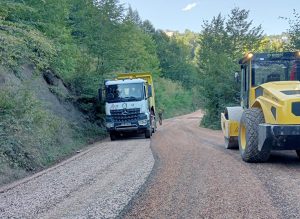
252, 60, 300, 86
106, 83, 144, 103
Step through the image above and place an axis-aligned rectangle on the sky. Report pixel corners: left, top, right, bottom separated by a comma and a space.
119, 0, 300, 35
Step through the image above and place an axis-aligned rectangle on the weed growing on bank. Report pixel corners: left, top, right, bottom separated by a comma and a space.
0, 86, 103, 185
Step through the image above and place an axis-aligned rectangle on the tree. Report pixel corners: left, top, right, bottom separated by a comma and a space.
226, 8, 263, 58
257, 35, 287, 52
118, 9, 160, 73
67, 0, 126, 95
140, 20, 156, 35
198, 8, 263, 129
285, 10, 300, 49
174, 30, 200, 64
150, 30, 198, 88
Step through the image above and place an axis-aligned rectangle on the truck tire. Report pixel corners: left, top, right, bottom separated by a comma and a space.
145, 128, 151, 139
296, 150, 300, 159
110, 132, 117, 141
224, 137, 238, 149
238, 108, 270, 163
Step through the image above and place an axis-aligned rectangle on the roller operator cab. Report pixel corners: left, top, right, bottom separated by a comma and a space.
221, 51, 300, 162
101, 73, 156, 141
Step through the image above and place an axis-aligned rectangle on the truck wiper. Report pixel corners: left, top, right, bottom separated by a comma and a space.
123, 96, 138, 101
107, 97, 122, 103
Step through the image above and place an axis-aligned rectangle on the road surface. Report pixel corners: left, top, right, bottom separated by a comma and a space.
121, 111, 300, 219
2, 111, 300, 219
0, 139, 154, 219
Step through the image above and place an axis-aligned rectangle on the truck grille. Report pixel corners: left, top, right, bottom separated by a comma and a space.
111, 108, 140, 122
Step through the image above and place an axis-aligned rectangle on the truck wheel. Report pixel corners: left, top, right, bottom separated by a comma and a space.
145, 128, 151, 139
238, 108, 270, 163
296, 150, 300, 159
224, 137, 238, 149
110, 132, 117, 141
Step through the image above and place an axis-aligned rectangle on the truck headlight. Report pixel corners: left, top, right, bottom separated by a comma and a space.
106, 122, 114, 128
138, 119, 148, 126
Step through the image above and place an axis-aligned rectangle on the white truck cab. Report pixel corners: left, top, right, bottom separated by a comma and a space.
103, 77, 155, 140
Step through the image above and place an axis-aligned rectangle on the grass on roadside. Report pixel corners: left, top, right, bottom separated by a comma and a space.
0, 85, 104, 186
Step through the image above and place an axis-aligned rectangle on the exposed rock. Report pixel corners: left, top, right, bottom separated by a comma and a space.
43, 69, 59, 86
0, 64, 91, 128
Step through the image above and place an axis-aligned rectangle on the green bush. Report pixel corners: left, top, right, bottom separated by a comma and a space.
155, 77, 200, 118
0, 20, 55, 71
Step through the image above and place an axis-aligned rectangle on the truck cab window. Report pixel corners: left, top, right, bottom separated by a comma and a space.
106, 83, 144, 103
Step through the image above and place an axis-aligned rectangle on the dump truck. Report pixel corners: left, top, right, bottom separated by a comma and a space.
100, 72, 156, 141
221, 51, 300, 162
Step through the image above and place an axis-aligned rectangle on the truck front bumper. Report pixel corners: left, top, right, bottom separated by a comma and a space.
259, 124, 300, 151
107, 124, 149, 133
106, 114, 149, 133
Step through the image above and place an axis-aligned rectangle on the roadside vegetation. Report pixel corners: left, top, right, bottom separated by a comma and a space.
1, 86, 80, 184
0, 0, 299, 184
198, 8, 300, 129
0, 0, 200, 185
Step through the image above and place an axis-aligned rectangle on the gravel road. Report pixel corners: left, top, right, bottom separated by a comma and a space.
121, 111, 300, 219
0, 139, 154, 219
3, 111, 300, 219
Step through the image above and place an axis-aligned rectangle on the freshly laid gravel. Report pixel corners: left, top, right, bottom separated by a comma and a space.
0, 139, 154, 219
122, 111, 300, 219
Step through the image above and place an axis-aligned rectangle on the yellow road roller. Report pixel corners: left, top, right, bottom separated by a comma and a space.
221, 51, 300, 162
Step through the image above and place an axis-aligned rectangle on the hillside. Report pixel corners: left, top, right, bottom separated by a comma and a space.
0, 63, 105, 185
1, 0, 298, 186
0, 0, 200, 185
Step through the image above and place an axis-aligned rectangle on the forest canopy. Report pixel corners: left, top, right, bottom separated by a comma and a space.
0, 0, 298, 125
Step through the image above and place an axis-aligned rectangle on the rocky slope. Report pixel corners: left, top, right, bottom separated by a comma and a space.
0, 64, 104, 186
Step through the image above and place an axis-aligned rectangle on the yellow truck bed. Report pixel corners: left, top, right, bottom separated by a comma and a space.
117, 72, 156, 111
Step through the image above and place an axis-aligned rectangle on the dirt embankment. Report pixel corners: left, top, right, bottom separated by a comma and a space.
0, 64, 104, 186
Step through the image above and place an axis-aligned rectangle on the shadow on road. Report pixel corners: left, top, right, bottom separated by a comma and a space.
220, 145, 300, 166
114, 132, 148, 141
267, 151, 300, 165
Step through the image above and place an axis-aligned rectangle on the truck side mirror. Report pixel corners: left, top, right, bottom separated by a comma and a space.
98, 87, 103, 102
148, 85, 153, 98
